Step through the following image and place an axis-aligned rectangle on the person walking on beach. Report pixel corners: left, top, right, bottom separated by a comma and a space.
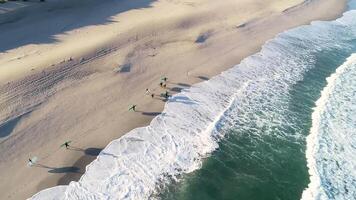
146, 89, 155, 98
129, 105, 137, 112
159, 82, 167, 88
64, 141, 70, 149
159, 76, 168, 88
161, 76, 168, 82
28, 156, 38, 167
60, 141, 72, 149
145, 88, 151, 95
164, 91, 169, 99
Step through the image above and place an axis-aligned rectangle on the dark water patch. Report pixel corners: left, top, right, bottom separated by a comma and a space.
288, 49, 352, 131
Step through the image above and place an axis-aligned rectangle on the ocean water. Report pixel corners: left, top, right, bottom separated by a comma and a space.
302, 54, 356, 200
30, 3, 356, 200
159, 8, 356, 200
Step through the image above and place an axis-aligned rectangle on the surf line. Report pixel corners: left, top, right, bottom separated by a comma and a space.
301, 53, 356, 200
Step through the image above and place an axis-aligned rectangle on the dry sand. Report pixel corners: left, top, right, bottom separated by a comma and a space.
0, 0, 346, 199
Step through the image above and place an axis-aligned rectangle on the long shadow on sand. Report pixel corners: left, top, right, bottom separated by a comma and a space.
48, 167, 81, 174
0, 0, 155, 52
56, 147, 110, 185
176, 83, 191, 87
56, 156, 92, 185
32, 163, 82, 174
67, 146, 103, 156
141, 111, 162, 116
196, 75, 210, 81
34, 147, 107, 185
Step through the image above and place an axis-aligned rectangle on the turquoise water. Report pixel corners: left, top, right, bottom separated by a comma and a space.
159, 8, 356, 200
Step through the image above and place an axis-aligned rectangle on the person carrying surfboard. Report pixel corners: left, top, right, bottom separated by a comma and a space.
60, 141, 72, 149
64, 141, 70, 149
129, 105, 137, 112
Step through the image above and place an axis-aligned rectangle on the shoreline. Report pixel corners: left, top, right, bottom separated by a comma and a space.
0, 0, 347, 199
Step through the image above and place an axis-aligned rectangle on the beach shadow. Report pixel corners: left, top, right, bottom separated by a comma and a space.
0, 0, 156, 52
151, 96, 168, 102
141, 112, 161, 116
57, 155, 94, 185
55, 149, 118, 185
84, 148, 102, 156
195, 31, 213, 43
48, 167, 81, 174
67, 146, 103, 156
169, 96, 197, 105
0, 111, 31, 138
115, 63, 131, 73
176, 83, 191, 87
196, 76, 209, 81
170, 87, 183, 92
31, 163, 82, 174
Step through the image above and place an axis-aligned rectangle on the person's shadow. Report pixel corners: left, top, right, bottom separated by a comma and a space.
67, 146, 103, 156
31, 163, 82, 174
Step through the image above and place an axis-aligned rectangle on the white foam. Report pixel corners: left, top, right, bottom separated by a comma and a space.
301, 54, 356, 200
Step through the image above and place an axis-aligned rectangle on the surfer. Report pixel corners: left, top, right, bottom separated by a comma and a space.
129, 105, 137, 112
64, 141, 70, 149
60, 141, 72, 149
161, 76, 168, 82
164, 91, 169, 98
27, 156, 38, 167
145, 88, 151, 96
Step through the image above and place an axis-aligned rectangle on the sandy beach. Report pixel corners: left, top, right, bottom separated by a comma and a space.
0, 0, 346, 199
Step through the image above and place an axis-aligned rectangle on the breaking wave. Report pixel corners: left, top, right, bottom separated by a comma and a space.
302, 54, 356, 200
